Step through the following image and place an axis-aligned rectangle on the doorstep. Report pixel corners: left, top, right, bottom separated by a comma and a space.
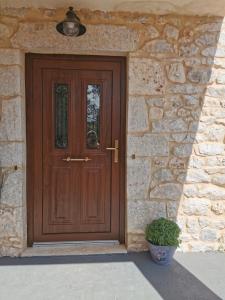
21, 241, 127, 257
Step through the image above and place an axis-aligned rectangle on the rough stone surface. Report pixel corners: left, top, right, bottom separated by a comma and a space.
1, 9, 225, 255
164, 24, 179, 41
127, 159, 151, 200
0, 98, 23, 141
141, 39, 174, 54
128, 98, 149, 132
0, 66, 21, 96
128, 135, 169, 156
182, 198, 211, 216
187, 68, 212, 84
0, 49, 23, 65
1, 170, 23, 207
197, 144, 225, 156
166, 63, 186, 83
149, 107, 164, 120
200, 228, 219, 241
12, 23, 140, 52
174, 144, 193, 157
152, 118, 188, 132
128, 200, 166, 232
129, 58, 165, 95
150, 183, 183, 200
0, 143, 23, 167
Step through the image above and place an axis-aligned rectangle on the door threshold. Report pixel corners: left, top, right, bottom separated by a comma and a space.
33, 240, 120, 248
21, 242, 127, 257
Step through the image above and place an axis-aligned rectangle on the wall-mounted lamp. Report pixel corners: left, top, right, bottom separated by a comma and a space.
56, 7, 86, 37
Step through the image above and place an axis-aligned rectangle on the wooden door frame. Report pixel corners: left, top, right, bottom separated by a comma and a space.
25, 53, 126, 246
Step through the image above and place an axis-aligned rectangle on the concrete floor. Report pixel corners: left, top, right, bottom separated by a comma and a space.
0, 252, 224, 300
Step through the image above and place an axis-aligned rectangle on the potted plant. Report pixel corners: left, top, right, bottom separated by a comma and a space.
145, 217, 181, 266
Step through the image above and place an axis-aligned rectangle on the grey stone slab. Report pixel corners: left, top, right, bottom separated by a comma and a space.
0, 252, 223, 300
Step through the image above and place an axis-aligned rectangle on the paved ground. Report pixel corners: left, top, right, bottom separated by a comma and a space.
0, 252, 224, 300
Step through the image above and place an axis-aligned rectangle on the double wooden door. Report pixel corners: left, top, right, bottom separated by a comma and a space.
26, 54, 125, 244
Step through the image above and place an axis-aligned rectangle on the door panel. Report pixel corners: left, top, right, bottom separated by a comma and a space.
26, 54, 125, 244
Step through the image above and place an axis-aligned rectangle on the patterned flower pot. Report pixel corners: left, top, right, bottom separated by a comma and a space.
148, 241, 176, 266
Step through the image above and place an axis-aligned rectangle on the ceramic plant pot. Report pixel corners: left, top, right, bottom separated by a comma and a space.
148, 241, 176, 266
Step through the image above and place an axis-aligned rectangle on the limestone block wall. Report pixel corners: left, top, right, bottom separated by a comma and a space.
0, 7, 225, 255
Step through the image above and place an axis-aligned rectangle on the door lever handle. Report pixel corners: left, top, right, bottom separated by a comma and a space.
106, 139, 119, 163
62, 157, 91, 162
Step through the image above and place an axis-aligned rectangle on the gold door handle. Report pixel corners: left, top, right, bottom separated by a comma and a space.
106, 139, 119, 163
62, 157, 91, 162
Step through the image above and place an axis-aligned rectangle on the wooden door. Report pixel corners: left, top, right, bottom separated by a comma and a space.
26, 54, 126, 244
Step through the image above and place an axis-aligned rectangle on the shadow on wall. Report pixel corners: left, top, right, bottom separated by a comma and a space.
127, 18, 225, 252
0, 252, 222, 300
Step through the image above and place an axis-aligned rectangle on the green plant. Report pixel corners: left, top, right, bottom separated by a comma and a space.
145, 218, 181, 247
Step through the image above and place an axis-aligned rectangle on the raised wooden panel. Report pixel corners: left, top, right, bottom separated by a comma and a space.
81, 166, 105, 225
50, 167, 73, 224
43, 166, 73, 234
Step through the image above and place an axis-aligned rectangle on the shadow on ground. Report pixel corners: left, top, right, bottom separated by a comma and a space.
0, 252, 222, 300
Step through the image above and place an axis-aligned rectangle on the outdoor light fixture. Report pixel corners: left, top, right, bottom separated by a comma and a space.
56, 7, 86, 37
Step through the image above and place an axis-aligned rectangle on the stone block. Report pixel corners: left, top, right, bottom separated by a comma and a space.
0, 66, 21, 97
212, 175, 225, 186
164, 24, 179, 41
186, 218, 200, 234
198, 185, 225, 200
0, 49, 23, 65
128, 134, 169, 157
195, 23, 222, 32
152, 168, 174, 184
187, 68, 213, 84
179, 43, 199, 57
206, 86, 225, 98
216, 72, 225, 84
197, 144, 224, 156
127, 158, 151, 200
128, 98, 149, 132
143, 25, 159, 39
184, 169, 210, 183
141, 39, 174, 54
149, 107, 163, 120
129, 58, 165, 95
211, 202, 225, 214
182, 198, 210, 216
195, 33, 217, 46
150, 183, 182, 200
166, 63, 186, 83
127, 200, 166, 231
184, 95, 200, 106
0, 97, 23, 141
200, 228, 219, 241
169, 157, 186, 169
1, 169, 23, 207
167, 201, 179, 218
174, 144, 193, 157
202, 47, 225, 58
11, 23, 140, 52
167, 83, 204, 94
146, 97, 164, 107
152, 118, 188, 133
127, 233, 148, 252
0, 23, 12, 39
0, 142, 23, 167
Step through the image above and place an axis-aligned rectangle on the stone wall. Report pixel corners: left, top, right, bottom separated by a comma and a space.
0, 8, 225, 255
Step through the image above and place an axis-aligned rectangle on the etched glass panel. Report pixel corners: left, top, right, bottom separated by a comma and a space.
86, 84, 100, 149
55, 83, 69, 149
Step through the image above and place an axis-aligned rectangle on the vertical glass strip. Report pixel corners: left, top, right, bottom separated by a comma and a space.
55, 83, 69, 149
86, 84, 100, 149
